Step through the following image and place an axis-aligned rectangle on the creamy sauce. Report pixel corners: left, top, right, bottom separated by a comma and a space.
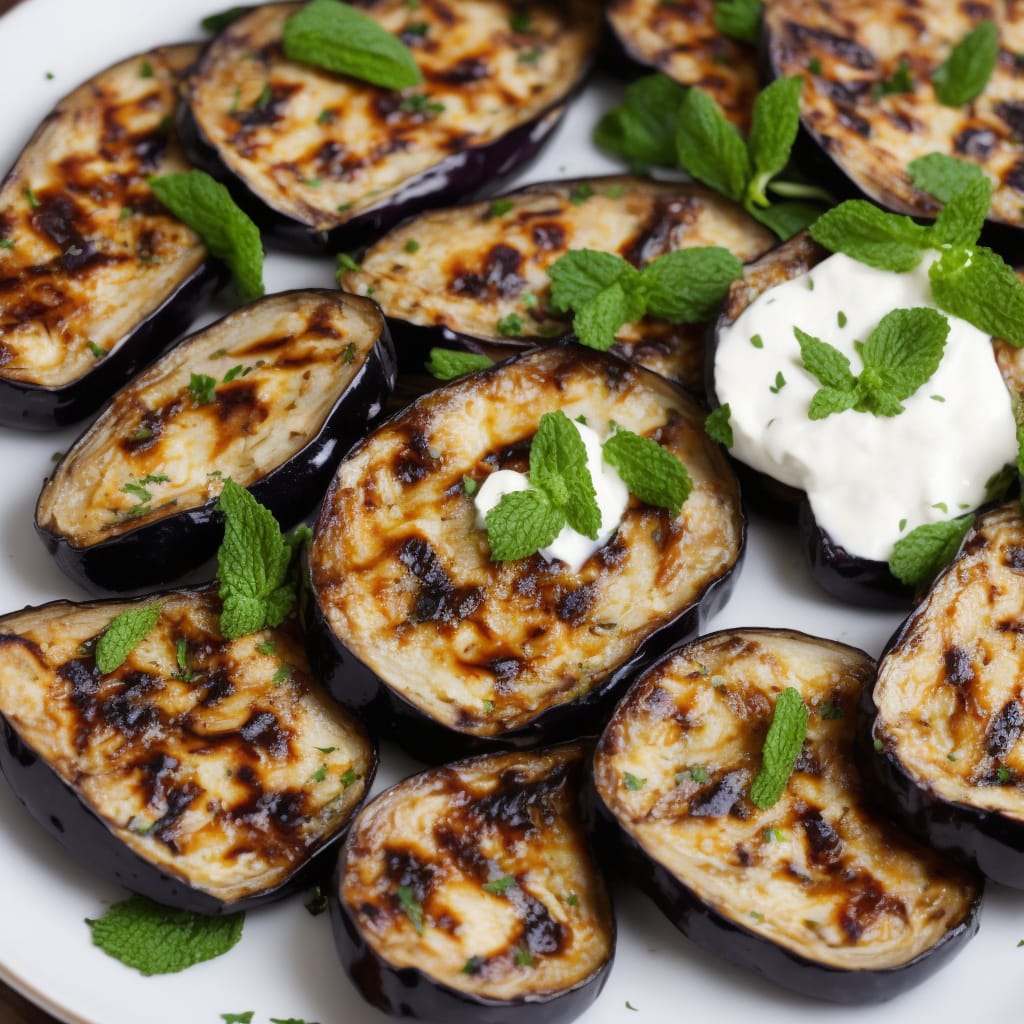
714, 252, 1018, 561
473, 419, 629, 571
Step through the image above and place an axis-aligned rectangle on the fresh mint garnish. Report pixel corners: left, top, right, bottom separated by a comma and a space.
746, 76, 804, 208
201, 6, 249, 32
712, 0, 762, 45
215, 479, 300, 638
875, 60, 914, 97
809, 201, 931, 271
485, 490, 564, 562
593, 74, 688, 170
749, 687, 809, 809
482, 876, 517, 895
189, 372, 217, 406
527, 410, 601, 538
676, 85, 750, 203
547, 247, 741, 351
704, 404, 733, 447
148, 171, 263, 303
908, 152, 988, 203
283, 0, 423, 90
221, 1014, 255, 1024
796, 308, 949, 420
889, 513, 973, 587
94, 604, 161, 675
602, 426, 692, 517
425, 347, 494, 380
932, 20, 998, 107
624, 772, 646, 791
396, 886, 425, 935
86, 895, 244, 976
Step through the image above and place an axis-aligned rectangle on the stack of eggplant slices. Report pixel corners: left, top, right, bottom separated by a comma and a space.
6, 0, 1024, 1016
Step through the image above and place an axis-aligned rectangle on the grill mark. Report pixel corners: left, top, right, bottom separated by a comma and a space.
429, 56, 490, 85
393, 429, 435, 484
531, 221, 566, 250
397, 537, 484, 626
995, 101, 1024, 142
838, 874, 907, 943
944, 646, 974, 687
239, 709, 290, 758
954, 126, 997, 158
556, 585, 594, 625
688, 769, 748, 817
484, 244, 525, 298
786, 22, 876, 69
1004, 159, 1024, 193
1005, 545, 1024, 569
33, 195, 98, 273
490, 657, 524, 695
621, 197, 699, 266
100, 671, 161, 738
800, 807, 844, 866
151, 780, 201, 851
985, 699, 1024, 758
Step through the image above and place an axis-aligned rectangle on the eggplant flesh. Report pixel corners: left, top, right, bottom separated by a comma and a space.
341, 176, 775, 392
308, 344, 744, 757
333, 741, 613, 1024
765, 0, 1024, 229
0, 44, 221, 430
35, 289, 396, 594
593, 628, 983, 1003
0, 590, 376, 913
867, 502, 1024, 889
181, 0, 600, 250
606, 0, 759, 127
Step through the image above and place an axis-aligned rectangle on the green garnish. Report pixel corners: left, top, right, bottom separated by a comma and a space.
932, 20, 998, 107
87, 340, 108, 358
623, 772, 646, 791
188, 372, 217, 406
497, 312, 525, 337
889, 513, 973, 588
603, 426, 692, 517
704, 404, 733, 447
712, 0, 762, 45
425, 347, 494, 380
875, 60, 914, 97
94, 604, 161, 675
482, 875, 517, 895
396, 886, 425, 935
749, 687, 809, 809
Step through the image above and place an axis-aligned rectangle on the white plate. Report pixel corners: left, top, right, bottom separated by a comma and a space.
0, 3, 1021, 1022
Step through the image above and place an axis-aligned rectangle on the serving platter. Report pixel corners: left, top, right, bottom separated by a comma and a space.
0, 2, 1022, 1022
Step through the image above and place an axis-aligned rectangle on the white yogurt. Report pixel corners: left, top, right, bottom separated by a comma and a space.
474, 419, 630, 571
714, 251, 1018, 561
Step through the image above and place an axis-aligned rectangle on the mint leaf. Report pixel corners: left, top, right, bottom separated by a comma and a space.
748, 199, 823, 240
94, 604, 161, 675
641, 247, 743, 322
482, 876, 517, 895
215, 478, 295, 638
859, 307, 950, 403
794, 326, 856, 391
932, 20, 998, 107
189, 371, 217, 406
929, 245, 1024, 347
221, 1015, 254, 1024
148, 171, 263, 302
530, 411, 600, 538
593, 74, 688, 168
713, 0, 762, 45
889, 514, 972, 587
283, 0, 422, 90
926, 174, 991, 246
602, 427, 692, 517
808, 387, 858, 420
425, 347, 494, 380
909, 152, 988, 203
704, 404, 733, 447
201, 6, 249, 32
809, 200, 930, 271
573, 281, 634, 351
485, 490, 564, 562
86, 895, 243, 976
749, 688, 809, 809
676, 86, 751, 203
746, 76, 803, 207
548, 250, 639, 314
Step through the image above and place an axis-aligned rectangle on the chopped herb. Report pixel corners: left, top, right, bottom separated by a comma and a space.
461, 956, 484, 974
462, 475, 479, 496
569, 182, 594, 205
87, 340, 108, 358
396, 886, 425, 935
140, 60, 154, 78
119, 206, 134, 220
818, 699, 844, 720
174, 638, 196, 682
310, 764, 328, 783
517, 47, 542, 64
749, 688, 809, 809
131, 427, 154, 442
626, 1002, 639, 1012
565, 892, 580, 907
875, 60, 914, 98
808, 57, 822, 75
399, 92, 445, 116
337, 201, 353, 212
931, 394, 946, 402
0, 239, 13, 249
405, 20, 429, 36
302, 177, 322, 188
933, 502, 949, 513
220, 1014, 254, 1024
750, 333, 764, 348
188, 372, 217, 406
257, 639, 276, 655
342, 342, 357, 364
514, 947, 534, 967
509, 11, 533, 32
762, 827, 788, 842
873, 738, 884, 752
340, 768, 359, 788
749, 910, 765, 923
24, 187, 40, 209
404, 238, 421, 254
304, 887, 328, 916
837, 310, 847, 327
316, 108, 335, 125
487, 199, 514, 218
998, 766, 1014, 784
336, 253, 362, 273
482, 876, 517, 896
623, 772, 646, 791
272, 664, 291, 686
522, 292, 538, 310
899, 518, 908, 531
497, 312, 524, 337
481, 699, 495, 714
223, 365, 245, 383
769, 371, 786, 394
256, 83, 272, 109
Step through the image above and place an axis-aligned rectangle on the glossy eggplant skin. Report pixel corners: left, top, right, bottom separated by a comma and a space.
0, 44, 225, 431
0, 590, 378, 915
330, 743, 613, 1024
306, 344, 745, 763
178, 1, 600, 253
35, 290, 396, 595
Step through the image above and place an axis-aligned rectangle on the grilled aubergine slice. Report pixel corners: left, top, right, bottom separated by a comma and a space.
340, 176, 775, 393
0, 589, 376, 914
308, 344, 744, 760
0, 44, 224, 431
606, 0, 760, 127
36, 289, 395, 595
765, 1, 1024, 234
593, 628, 983, 1003
864, 502, 1024, 889
333, 741, 613, 1024
179, 0, 601, 252
709, 232, 1024, 607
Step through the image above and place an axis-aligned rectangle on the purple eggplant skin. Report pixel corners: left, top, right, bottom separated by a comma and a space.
0, 716, 365, 916
35, 291, 397, 595
0, 264, 226, 432
175, 100, 569, 255
302, 553, 741, 764
590, 789, 979, 1005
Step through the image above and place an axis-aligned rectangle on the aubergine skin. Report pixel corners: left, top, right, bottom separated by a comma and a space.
35, 289, 397, 595
592, 628, 983, 1004
0, 44, 224, 431
179, 1, 600, 253
330, 743, 613, 1024
307, 344, 745, 762
861, 502, 1024, 889
0, 590, 378, 914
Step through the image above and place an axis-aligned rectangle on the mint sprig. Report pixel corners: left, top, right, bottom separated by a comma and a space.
749, 687, 809, 809
796, 308, 950, 420
529, 411, 601, 538
215, 479, 300, 638
547, 247, 742, 351
425, 348, 494, 380
94, 604, 161, 675
712, 0, 762, 46
603, 427, 692, 517
932, 20, 998, 108
148, 171, 263, 303
86, 895, 244, 976
485, 490, 563, 562
283, 0, 423, 90
908, 152, 988, 203
889, 514, 973, 588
